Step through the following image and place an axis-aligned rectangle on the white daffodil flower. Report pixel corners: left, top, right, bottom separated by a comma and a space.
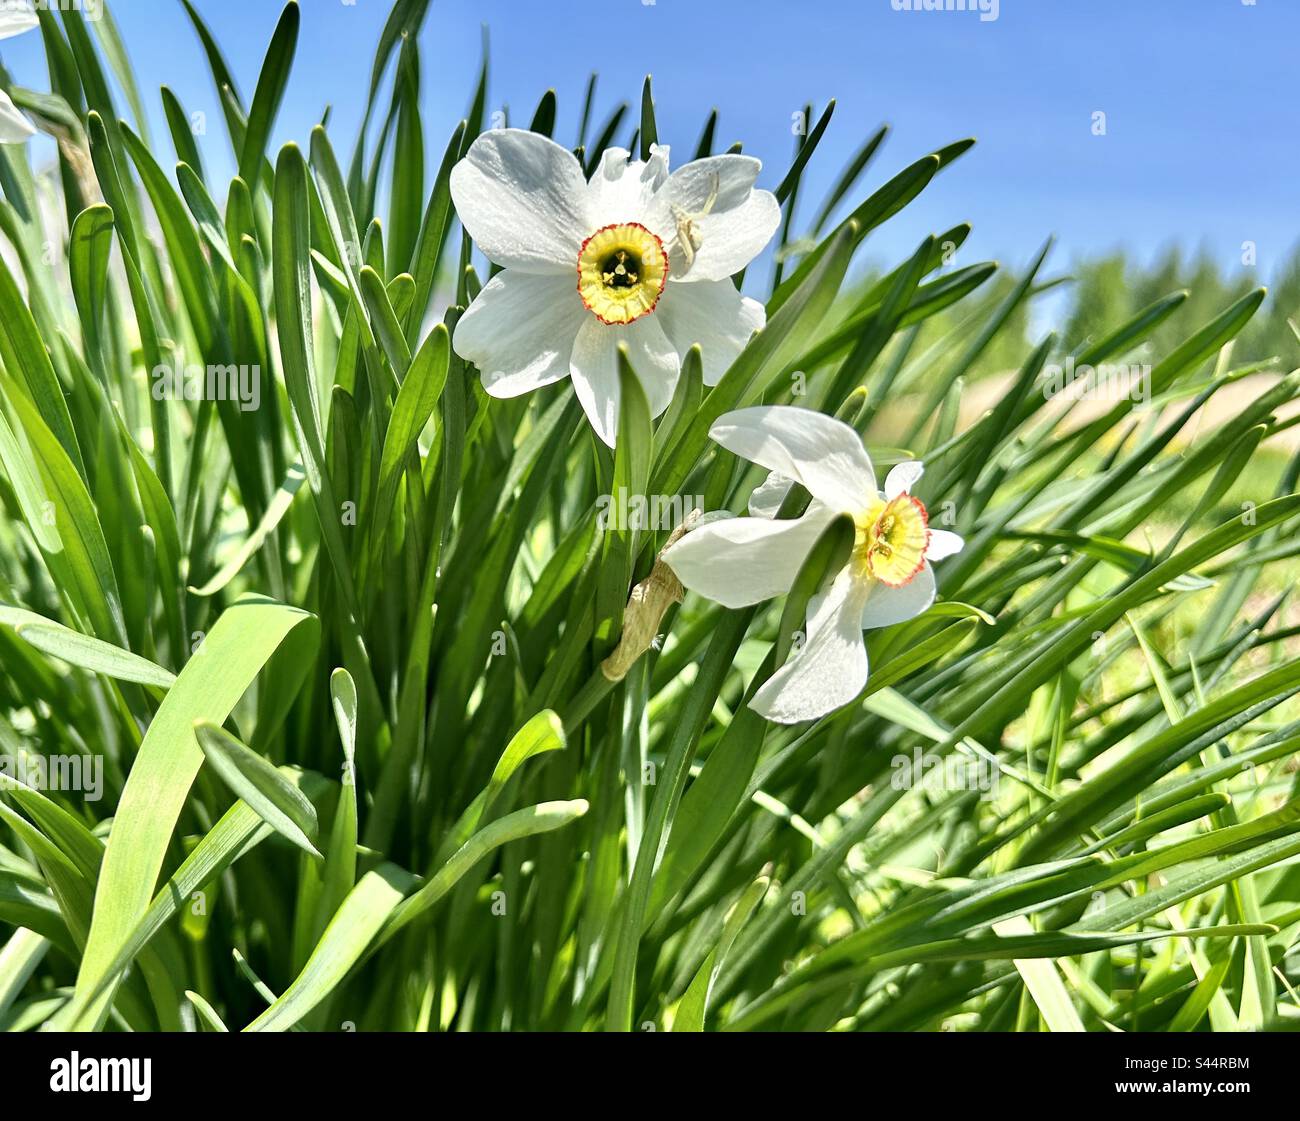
662, 406, 965, 724
449, 128, 778, 445
0, 2, 37, 144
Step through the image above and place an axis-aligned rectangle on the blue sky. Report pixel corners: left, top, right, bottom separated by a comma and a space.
1, 0, 1294, 291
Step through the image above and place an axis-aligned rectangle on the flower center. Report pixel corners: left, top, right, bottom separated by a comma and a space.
577, 222, 669, 325
854, 493, 930, 587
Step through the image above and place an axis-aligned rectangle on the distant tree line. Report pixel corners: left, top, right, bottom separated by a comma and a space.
1061, 245, 1300, 369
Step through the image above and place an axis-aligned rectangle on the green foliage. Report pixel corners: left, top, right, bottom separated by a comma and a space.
0, 1, 1297, 1034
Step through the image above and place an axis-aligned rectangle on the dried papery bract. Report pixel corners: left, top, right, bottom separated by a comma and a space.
600, 511, 697, 683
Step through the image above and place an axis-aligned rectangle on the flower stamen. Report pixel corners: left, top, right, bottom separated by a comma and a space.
602, 249, 639, 287
671, 172, 720, 272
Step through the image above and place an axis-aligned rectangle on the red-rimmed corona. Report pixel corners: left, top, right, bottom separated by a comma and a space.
857, 493, 931, 587
576, 222, 669, 325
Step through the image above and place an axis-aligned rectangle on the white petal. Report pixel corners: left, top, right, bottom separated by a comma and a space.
0, 4, 37, 40
587, 145, 670, 229
569, 314, 680, 446
885, 460, 925, 500
661, 505, 836, 609
926, 529, 965, 562
450, 129, 590, 274
661, 154, 780, 280
667, 154, 763, 213
656, 279, 764, 386
680, 193, 781, 281
0, 89, 33, 143
748, 471, 793, 518
750, 568, 871, 724
856, 563, 937, 630
709, 405, 875, 514
453, 271, 586, 398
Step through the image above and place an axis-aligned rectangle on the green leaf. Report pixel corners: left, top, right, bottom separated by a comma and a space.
991, 915, 1085, 1032
405, 120, 465, 346
68, 203, 114, 362
194, 720, 320, 858
380, 800, 589, 945
239, 2, 299, 186
314, 668, 360, 938
189, 463, 307, 597
273, 142, 361, 617
359, 264, 414, 377
675, 875, 768, 1031
68, 596, 319, 1030
769, 143, 968, 316
775, 100, 834, 204
595, 348, 654, 651
179, 0, 246, 146
0, 246, 82, 476
775, 514, 854, 666
638, 75, 656, 160
246, 863, 416, 1032
487, 710, 566, 802
0, 383, 125, 643
53, 768, 330, 1029
186, 989, 229, 1031
0, 607, 174, 688
161, 86, 204, 179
